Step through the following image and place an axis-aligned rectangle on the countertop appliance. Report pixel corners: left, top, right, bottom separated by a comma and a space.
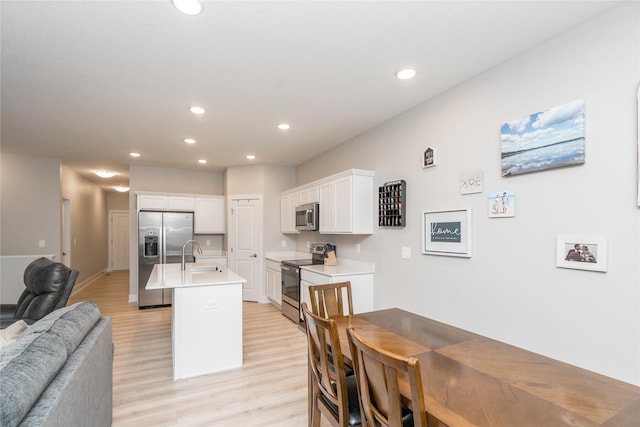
281, 242, 330, 323
138, 211, 194, 308
295, 202, 319, 231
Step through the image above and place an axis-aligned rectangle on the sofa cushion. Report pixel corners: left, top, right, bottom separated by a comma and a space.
22, 301, 101, 355
0, 301, 102, 427
0, 332, 67, 427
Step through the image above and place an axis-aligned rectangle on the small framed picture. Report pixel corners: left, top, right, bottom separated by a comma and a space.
460, 169, 483, 195
422, 147, 437, 168
556, 235, 607, 272
422, 208, 472, 257
488, 191, 515, 217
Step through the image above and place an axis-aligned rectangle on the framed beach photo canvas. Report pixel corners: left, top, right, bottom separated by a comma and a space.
422, 209, 472, 257
556, 235, 607, 272
501, 99, 585, 177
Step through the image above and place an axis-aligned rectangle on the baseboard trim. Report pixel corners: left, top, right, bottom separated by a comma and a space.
70, 269, 106, 295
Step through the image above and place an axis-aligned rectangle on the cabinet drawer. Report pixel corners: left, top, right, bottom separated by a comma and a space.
300, 269, 332, 285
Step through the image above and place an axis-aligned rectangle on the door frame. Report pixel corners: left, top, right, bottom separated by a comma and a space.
108, 209, 130, 272
227, 194, 266, 303
61, 196, 72, 267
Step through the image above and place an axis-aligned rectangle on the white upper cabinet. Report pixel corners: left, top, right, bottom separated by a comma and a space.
194, 196, 225, 234
280, 192, 299, 234
138, 194, 168, 210
168, 196, 195, 211
298, 186, 319, 204
137, 193, 225, 234
319, 170, 374, 234
280, 169, 374, 235
138, 194, 195, 211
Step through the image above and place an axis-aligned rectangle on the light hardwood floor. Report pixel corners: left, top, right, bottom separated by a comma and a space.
69, 271, 313, 426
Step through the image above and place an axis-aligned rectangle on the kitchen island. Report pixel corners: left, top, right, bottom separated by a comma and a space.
146, 262, 246, 380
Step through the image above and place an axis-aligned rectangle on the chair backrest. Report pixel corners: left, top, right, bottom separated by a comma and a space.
302, 302, 352, 426
54, 268, 79, 310
308, 281, 354, 319
346, 326, 428, 427
14, 257, 77, 321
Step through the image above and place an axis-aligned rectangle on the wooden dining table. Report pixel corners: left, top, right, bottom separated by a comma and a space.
332, 308, 640, 427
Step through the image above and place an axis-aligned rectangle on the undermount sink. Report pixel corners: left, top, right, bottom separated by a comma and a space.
187, 264, 222, 273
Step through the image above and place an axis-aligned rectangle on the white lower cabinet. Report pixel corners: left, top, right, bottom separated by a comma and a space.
265, 259, 282, 307
300, 269, 374, 318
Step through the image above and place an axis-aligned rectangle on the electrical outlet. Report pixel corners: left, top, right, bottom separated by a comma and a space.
206, 239, 211, 246
281, 240, 287, 248
38, 240, 45, 248
356, 244, 361, 253
205, 299, 219, 310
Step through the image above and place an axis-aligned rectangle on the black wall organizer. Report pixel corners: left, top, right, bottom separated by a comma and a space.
378, 180, 406, 227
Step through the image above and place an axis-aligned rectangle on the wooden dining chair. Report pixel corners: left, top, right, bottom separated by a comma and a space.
308, 281, 354, 319
302, 303, 362, 427
346, 326, 429, 427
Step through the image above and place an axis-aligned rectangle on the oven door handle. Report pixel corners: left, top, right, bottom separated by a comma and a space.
281, 264, 298, 273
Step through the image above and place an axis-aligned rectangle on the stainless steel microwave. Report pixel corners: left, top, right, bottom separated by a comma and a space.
295, 203, 319, 231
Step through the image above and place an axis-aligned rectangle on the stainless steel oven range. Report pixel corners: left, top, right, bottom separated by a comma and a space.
281, 243, 327, 324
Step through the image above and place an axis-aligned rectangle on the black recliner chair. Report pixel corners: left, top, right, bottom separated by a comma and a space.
0, 257, 79, 328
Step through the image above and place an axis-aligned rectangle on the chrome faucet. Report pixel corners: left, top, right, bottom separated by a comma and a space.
181, 240, 203, 270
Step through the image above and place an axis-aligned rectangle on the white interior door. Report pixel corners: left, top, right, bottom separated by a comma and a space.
228, 196, 263, 302
110, 210, 130, 271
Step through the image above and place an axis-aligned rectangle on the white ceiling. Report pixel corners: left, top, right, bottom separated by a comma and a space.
1, 1, 618, 191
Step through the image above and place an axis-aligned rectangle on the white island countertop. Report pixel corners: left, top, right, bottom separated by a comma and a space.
146, 262, 246, 290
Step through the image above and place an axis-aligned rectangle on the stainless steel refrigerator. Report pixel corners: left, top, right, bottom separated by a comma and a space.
138, 211, 194, 308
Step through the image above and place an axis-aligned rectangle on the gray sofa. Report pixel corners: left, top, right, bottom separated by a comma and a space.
0, 301, 113, 427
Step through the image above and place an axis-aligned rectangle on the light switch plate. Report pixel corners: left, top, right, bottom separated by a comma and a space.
401, 246, 411, 259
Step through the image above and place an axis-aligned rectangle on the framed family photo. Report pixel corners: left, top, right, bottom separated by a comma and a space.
422, 208, 472, 257
556, 235, 607, 272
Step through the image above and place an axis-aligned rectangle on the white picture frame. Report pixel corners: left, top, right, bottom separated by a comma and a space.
422, 146, 437, 168
556, 235, 607, 272
422, 208, 472, 257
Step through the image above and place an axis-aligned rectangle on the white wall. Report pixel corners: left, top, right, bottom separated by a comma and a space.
60, 164, 109, 283
0, 153, 61, 256
297, 3, 640, 385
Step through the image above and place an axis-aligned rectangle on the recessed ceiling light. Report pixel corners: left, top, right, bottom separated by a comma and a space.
189, 106, 205, 114
114, 185, 130, 193
277, 123, 291, 130
184, 138, 196, 144
95, 170, 116, 178
198, 159, 207, 164
395, 68, 417, 80
129, 152, 141, 157
172, 0, 203, 15
246, 154, 256, 160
